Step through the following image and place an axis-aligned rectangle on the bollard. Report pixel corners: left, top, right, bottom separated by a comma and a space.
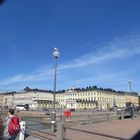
89, 114, 93, 124
106, 113, 111, 121
19, 121, 26, 140
61, 115, 66, 123
57, 122, 65, 140
51, 110, 56, 133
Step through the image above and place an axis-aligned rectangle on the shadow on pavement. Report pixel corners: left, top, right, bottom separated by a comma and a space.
25, 133, 30, 138
130, 130, 140, 140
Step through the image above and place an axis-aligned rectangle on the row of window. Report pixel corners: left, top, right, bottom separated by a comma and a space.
57, 97, 124, 102
58, 91, 124, 97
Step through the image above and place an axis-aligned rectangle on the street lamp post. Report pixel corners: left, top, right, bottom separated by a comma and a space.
128, 80, 132, 93
53, 48, 60, 109
51, 48, 60, 133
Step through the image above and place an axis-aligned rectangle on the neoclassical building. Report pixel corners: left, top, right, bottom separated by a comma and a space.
0, 86, 139, 110
13, 87, 53, 110
0, 92, 14, 109
56, 88, 129, 110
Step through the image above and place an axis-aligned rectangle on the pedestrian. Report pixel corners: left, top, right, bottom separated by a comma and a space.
2, 108, 20, 140
130, 103, 135, 119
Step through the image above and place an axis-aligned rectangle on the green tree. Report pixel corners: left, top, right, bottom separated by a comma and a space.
139, 95, 140, 106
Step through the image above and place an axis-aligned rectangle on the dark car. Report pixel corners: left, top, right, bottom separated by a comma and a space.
69, 108, 75, 112
117, 106, 133, 118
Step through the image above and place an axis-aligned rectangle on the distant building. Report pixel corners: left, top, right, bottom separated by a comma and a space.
56, 88, 126, 110
125, 92, 139, 106
0, 86, 139, 110
13, 87, 53, 110
0, 92, 14, 109
56, 87, 139, 110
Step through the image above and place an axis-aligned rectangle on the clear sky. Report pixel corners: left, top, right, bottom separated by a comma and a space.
0, 0, 140, 93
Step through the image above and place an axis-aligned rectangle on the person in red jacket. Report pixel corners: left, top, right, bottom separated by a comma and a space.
2, 108, 19, 140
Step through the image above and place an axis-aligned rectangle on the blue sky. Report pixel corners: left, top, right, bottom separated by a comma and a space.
0, 0, 140, 93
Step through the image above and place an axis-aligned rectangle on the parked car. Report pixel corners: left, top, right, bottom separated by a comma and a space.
69, 108, 75, 112
117, 106, 132, 118
117, 108, 123, 111
43, 108, 51, 115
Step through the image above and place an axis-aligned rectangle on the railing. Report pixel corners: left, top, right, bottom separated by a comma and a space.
2, 110, 138, 140
22, 111, 124, 140
25, 111, 140, 140
56, 111, 140, 140
61, 112, 119, 127
57, 122, 129, 140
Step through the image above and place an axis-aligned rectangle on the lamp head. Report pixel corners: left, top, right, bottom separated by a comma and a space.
53, 48, 60, 58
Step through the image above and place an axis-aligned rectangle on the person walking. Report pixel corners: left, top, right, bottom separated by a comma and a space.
130, 103, 135, 119
2, 108, 20, 140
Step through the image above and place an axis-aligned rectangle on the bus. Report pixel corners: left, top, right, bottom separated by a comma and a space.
16, 104, 29, 111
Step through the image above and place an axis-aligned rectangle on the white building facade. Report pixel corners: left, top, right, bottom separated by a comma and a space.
0, 87, 138, 110
13, 89, 53, 110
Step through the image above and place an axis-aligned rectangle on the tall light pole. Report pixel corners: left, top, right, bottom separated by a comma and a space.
128, 80, 132, 93
51, 48, 60, 133
53, 48, 60, 109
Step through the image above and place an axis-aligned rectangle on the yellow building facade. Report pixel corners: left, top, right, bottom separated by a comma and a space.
125, 93, 139, 106
0, 87, 139, 110
56, 88, 138, 110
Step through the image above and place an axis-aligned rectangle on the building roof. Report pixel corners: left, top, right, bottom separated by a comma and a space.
23, 86, 53, 93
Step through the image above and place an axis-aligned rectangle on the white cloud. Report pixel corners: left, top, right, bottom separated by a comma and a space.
0, 68, 53, 86
59, 35, 140, 70
0, 34, 140, 91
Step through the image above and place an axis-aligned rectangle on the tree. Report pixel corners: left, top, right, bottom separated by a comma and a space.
23, 86, 31, 92
139, 96, 140, 106
92, 86, 97, 89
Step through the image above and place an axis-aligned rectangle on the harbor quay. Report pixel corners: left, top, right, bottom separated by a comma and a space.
24, 114, 140, 140
65, 117, 140, 140
1, 109, 140, 140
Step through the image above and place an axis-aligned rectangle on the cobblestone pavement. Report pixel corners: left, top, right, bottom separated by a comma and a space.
66, 117, 140, 140
25, 117, 140, 140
